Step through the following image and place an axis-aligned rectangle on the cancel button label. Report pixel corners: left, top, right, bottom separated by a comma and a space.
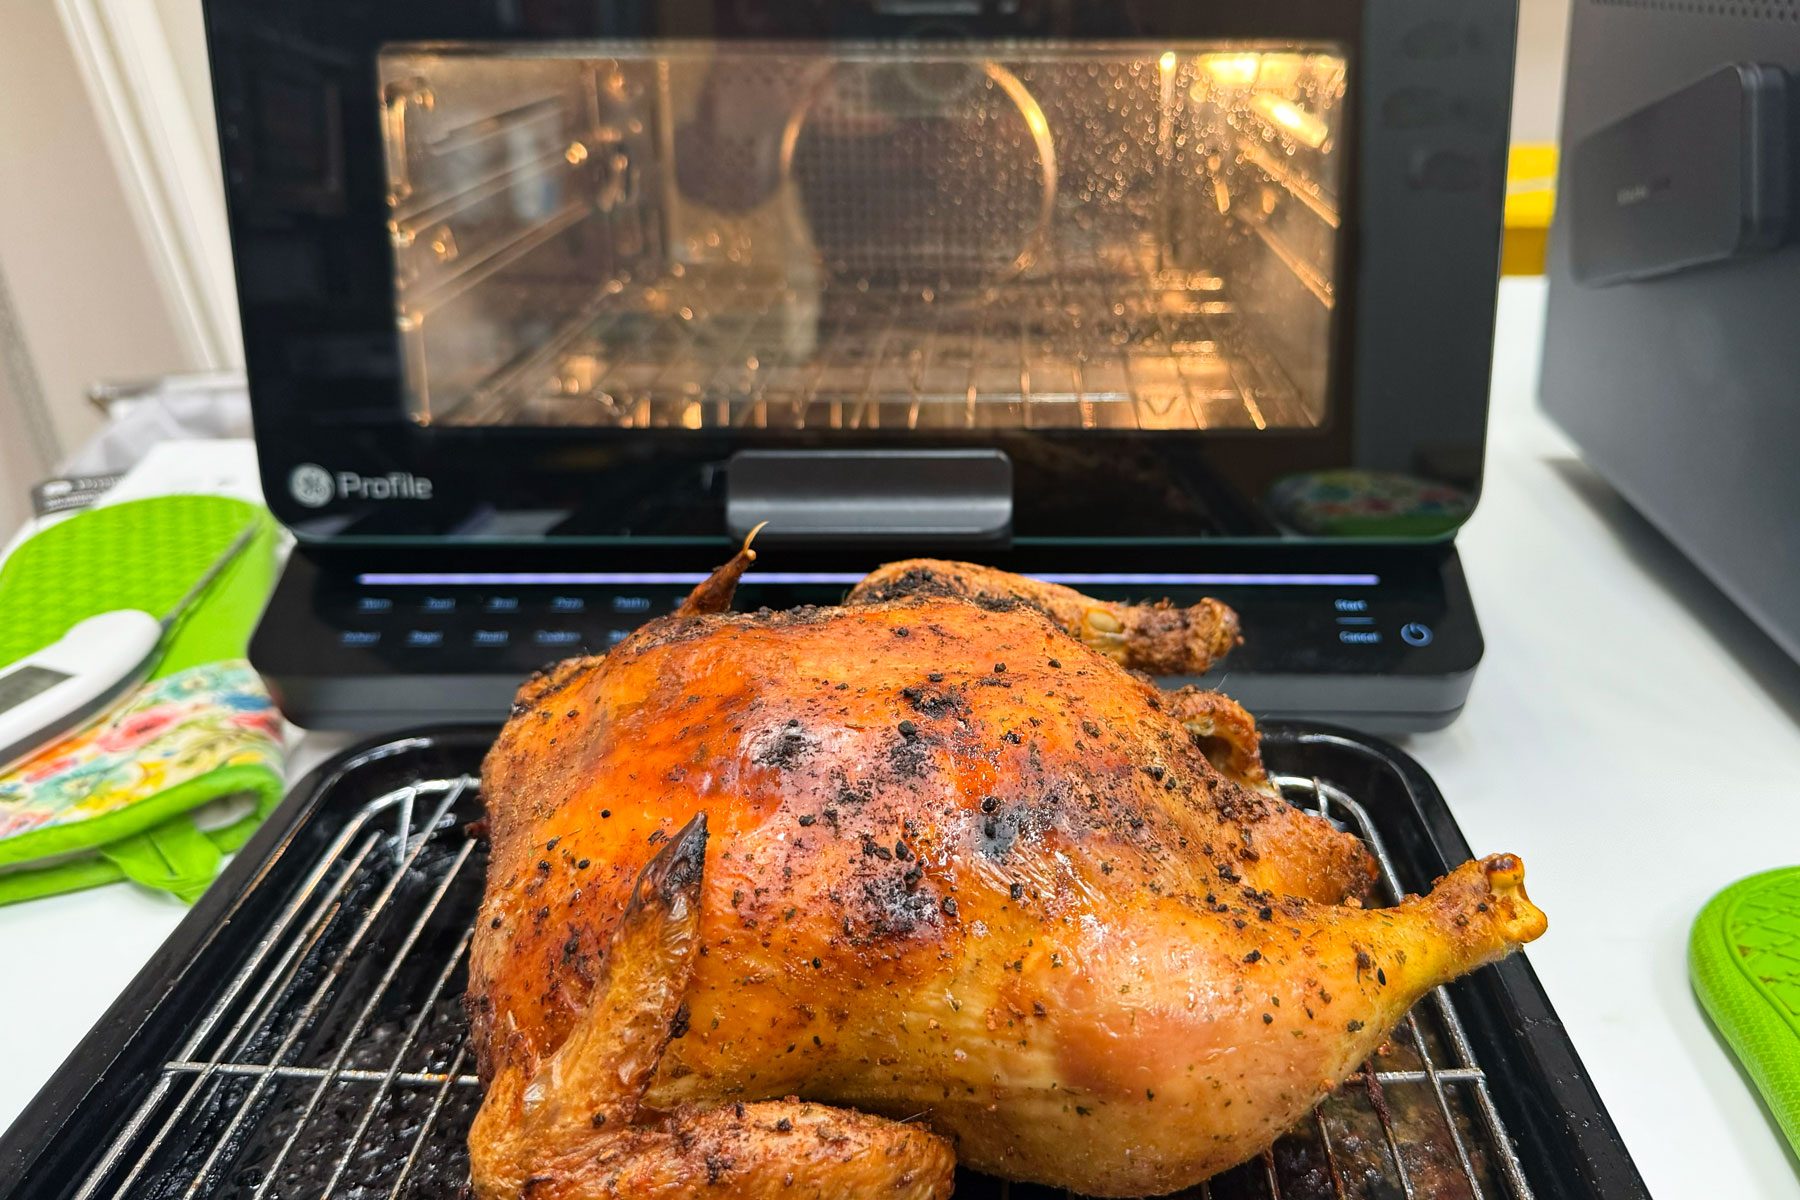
1338, 629, 1383, 645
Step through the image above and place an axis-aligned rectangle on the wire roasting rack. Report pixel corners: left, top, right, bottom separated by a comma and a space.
441, 275, 1311, 434
51, 759, 1540, 1200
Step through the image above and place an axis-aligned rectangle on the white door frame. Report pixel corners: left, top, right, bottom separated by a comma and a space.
54, 0, 242, 370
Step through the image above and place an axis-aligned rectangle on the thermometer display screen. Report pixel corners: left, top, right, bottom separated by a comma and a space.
0, 664, 71, 714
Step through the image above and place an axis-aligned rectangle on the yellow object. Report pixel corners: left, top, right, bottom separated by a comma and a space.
1503, 143, 1557, 276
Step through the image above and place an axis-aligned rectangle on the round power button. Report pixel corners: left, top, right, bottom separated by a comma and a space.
1400, 622, 1434, 647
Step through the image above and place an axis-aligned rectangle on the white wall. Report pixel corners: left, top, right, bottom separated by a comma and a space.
150, 0, 219, 166
1514, 0, 1573, 143
0, 0, 199, 461
0, 266, 60, 535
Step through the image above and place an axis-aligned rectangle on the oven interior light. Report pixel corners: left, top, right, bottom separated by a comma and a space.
1197, 53, 1260, 86
1252, 93, 1330, 150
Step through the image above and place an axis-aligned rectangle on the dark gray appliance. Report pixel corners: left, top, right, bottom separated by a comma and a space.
1544, 6, 1800, 661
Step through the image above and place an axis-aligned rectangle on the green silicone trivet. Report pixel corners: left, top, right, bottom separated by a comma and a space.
0, 495, 276, 677
1691, 866, 1800, 1158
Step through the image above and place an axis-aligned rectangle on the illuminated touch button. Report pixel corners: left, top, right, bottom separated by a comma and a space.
534, 629, 582, 646
340, 630, 381, 647
1333, 598, 1368, 613
405, 629, 445, 648
484, 595, 520, 613
549, 595, 586, 613
1338, 629, 1382, 645
473, 629, 510, 647
607, 629, 630, 645
421, 596, 456, 613
355, 596, 393, 614
612, 595, 652, 614
1400, 622, 1434, 647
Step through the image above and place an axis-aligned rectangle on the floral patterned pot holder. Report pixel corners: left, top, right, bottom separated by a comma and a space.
0, 496, 284, 904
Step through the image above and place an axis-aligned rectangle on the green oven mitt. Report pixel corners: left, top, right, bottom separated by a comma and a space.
1690, 866, 1800, 1158
0, 495, 284, 905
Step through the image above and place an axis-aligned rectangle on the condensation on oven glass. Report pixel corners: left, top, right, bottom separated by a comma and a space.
377, 41, 1348, 433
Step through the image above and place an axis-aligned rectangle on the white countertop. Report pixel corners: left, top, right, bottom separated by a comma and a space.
4, 278, 1799, 1196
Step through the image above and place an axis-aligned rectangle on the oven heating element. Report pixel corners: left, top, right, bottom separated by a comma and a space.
64, 771, 1534, 1200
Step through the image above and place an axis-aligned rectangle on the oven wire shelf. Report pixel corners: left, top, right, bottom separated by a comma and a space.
443, 276, 1310, 434
62, 768, 1535, 1200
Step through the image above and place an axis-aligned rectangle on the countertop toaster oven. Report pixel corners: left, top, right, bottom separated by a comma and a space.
208, 0, 1517, 731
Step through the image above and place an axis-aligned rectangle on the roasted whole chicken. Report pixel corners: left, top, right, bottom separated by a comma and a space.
468, 545, 1546, 1199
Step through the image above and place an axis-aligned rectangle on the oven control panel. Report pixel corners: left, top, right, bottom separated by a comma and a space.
252, 547, 1482, 734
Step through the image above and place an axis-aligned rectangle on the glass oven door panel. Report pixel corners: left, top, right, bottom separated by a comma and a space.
378, 41, 1350, 434
205, 0, 1513, 545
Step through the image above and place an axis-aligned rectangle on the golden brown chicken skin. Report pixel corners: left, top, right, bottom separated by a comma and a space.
467, 557, 1545, 1199
468, 815, 955, 1200
850, 558, 1241, 675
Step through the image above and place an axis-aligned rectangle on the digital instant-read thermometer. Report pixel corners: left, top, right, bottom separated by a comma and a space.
0, 521, 259, 774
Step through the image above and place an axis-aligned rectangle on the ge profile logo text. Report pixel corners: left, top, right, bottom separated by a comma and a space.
288, 464, 434, 507
289, 463, 334, 508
